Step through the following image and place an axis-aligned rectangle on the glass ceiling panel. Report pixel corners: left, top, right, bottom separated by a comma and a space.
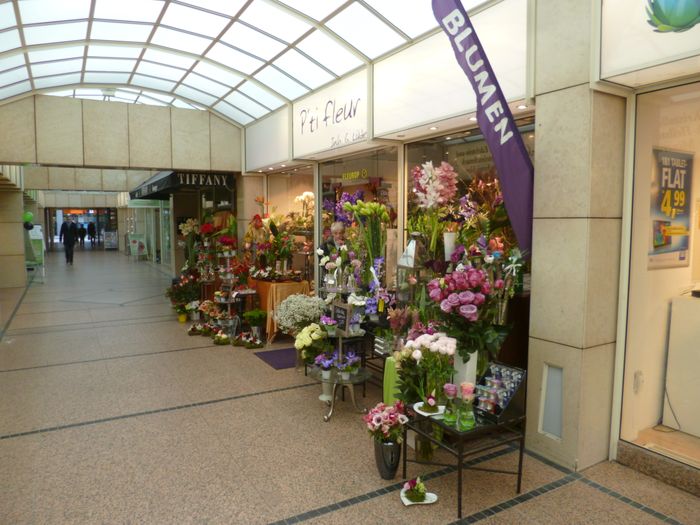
297, 30, 364, 76
88, 44, 142, 58
138, 91, 174, 103
142, 49, 195, 70
206, 43, 263, 75
224, 91, 268, 118
75, 88, 108, 96
83, 72, 131, 84
28, 45, 85, 62
174, 85, 218, 106
254, 65, 308, 100
182, 73, 231, 98
193, 61, 243, 87
46, 89, 76, 97
90, 22, 153, 42
237, 81, 284, 110
181, 0, 248, 18
136, 95, 167, 106
220, 22, 286, 61
214, 101, 253, 125
0, 29, 22, 53
151, 27, 212, 55
31, 58, 83, 77
19, 0, 91, 24
0, 80, 31, 99
23, 22, 88, 46
0, 66, 28, 87
273, 49, 334, 89
161, 3, 230, 38
114, 90, 138, 102
33, 73, 81, 89
0, 3, 17, 30
136, 61, 187, 82
171, 98, 199, 110
0, 53, 27, 73
326, 3, 405, 59
240, 0, 312, 44
93, 0, 165, 24
364, 0, 437, 38
130, 74, 177, 92
85, 58, 137, 72
276, 0, 347, 21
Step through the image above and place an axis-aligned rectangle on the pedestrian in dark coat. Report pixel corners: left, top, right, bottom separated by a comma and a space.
78, 224, 86, 247
59, 218, 78, 264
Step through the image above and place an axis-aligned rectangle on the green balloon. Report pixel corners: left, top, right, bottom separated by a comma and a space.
22, 211, 33, 222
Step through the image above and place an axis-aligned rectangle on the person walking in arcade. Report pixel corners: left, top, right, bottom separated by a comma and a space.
59, 217, 78, 265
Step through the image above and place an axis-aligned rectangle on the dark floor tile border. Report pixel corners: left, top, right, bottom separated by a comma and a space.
578, 477, 684, 525
0, 382, 316, 441
0, 275, 34, 343
269, 446, 517, 525
5, 313, 175, 337
0, 342, 219, 373
523, 448, 574, 475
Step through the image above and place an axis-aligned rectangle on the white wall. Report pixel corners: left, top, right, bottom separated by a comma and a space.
245, 108, 290, 171
622, 82, 700, 441
373, 0, 527, 136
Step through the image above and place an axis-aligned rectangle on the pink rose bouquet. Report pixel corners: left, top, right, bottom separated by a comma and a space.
363, 401, 408, 443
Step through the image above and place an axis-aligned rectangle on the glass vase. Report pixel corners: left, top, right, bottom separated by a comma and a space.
457, 401, 476, 431
443, 398, 458, 427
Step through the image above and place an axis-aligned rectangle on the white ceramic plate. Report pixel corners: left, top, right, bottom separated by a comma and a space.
400, 489, 438, 506
412, 402, 445, 418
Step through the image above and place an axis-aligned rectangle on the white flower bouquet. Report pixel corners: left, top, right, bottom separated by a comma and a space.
274, 294, 326, 335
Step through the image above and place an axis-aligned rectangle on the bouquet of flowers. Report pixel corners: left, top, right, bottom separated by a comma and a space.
396, 331, 456, 408
165, 273, 200, 305
363, 401, 408, 443
342, 200, 389, 285
187, 323, 204, 336
274, 294, 326, 335
294, 323, 330, 364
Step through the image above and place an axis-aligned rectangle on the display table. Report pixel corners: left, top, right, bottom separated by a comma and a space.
402, 411, 525, 519
248, 278, 310, 342
309, 367, 370, 422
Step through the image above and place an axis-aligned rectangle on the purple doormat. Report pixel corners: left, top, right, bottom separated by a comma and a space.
254, 347, 297, 370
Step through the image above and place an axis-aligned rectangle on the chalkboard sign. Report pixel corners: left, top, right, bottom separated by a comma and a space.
332, 300, 352, 335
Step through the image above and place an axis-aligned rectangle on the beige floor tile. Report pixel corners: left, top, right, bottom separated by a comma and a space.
583, 460, 699, 524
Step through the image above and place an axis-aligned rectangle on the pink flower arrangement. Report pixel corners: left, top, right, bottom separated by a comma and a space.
412, 161, 458, 210
427, 266, 492, 322
363, 401, 409, 443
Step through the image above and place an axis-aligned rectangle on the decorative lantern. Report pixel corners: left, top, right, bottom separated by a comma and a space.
396, 232, 427, 305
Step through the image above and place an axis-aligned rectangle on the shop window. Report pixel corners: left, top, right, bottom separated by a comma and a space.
622, 81, 700, 469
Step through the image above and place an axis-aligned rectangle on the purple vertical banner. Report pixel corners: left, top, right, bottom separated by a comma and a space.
432, 0, 534, 256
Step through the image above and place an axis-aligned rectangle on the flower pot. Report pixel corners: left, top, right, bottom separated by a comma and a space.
374, 440, 401, 480
177, 313, 187, 323
340, 371, 350, 381
325, 326, 336, 337
251, 325, 262, 340
443, 231, 457, 261
189, 311, 200, 321
321, 369, 332, 380
319, 376, 333, 402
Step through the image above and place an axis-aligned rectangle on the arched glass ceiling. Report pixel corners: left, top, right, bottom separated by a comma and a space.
0, 0, 491, 127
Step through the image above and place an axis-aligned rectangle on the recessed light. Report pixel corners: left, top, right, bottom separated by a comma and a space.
528, 134, 534, 138
281, 164, 286, 167
429, 126, 438, 131
445, 136, 452, 140
469, 117, 477, 121
268, 167, 273, 170
517, 104, 527, 110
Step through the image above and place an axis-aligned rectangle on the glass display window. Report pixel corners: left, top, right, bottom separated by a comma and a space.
622, 81, 700, 469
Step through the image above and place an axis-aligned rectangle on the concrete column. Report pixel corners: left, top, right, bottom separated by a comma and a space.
526, 0, 626, 470
0, 190, 27, 288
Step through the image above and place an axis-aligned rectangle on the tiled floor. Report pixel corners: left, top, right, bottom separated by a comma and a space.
1, 250, 698, 524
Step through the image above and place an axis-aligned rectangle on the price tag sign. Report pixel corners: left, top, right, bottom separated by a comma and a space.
649, 149, 693, 269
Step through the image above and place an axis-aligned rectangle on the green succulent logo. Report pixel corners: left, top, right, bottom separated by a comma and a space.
646, 0, 700, 33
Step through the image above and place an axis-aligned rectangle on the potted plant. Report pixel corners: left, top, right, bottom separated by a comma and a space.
186, 300, 200, 321
243, 309, 267, 340
320, 315, 338, 337
213, 330, 230, 345
363, 401, 408, 480
175, 304, 188, 323
400, 476, 437, 505
274, 294, 326, 336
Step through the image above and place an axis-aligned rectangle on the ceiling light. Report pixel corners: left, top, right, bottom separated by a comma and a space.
528, 134, 534, 138
469, 117, 477, 121
445, 136, 451, 140
268, 167, 273, 170
517, 104, 527, 109
429, 126, 438, 130
258, 170, 262, 173
281, 164, 286, 167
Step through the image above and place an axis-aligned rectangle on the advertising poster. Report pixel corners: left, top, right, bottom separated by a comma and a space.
648, 149, 693, 269
129, 233, 148, 257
